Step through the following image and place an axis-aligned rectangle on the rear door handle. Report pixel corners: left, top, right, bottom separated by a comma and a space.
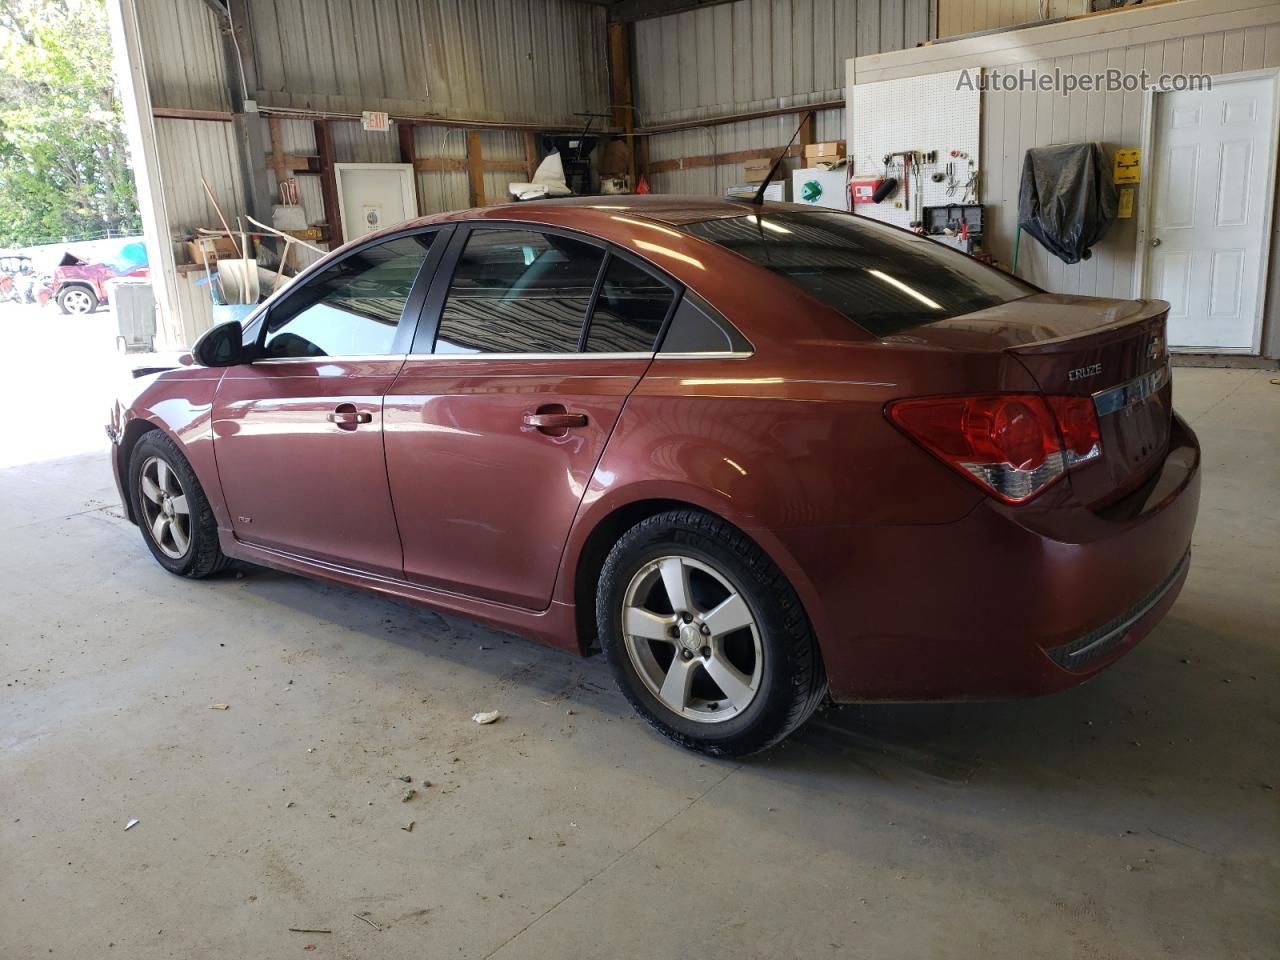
523, 412, 588, 429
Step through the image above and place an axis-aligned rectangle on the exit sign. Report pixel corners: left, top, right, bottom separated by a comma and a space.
361, 111, 390, 133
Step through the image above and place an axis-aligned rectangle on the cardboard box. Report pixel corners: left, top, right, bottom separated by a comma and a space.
742, 156, 775, 183
185, 235, 241, 265
791, 168, 849, 211
803, 140, 846, 160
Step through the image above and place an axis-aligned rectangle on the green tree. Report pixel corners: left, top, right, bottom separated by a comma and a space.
0, 0, 140, 247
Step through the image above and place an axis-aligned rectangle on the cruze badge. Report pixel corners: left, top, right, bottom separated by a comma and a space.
1068, 362, 1102, 382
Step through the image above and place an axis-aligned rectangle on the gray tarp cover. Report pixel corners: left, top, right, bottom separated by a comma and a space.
1017, 143, 1117, 265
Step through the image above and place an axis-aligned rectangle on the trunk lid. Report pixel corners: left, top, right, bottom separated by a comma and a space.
897, 294, 1172, 507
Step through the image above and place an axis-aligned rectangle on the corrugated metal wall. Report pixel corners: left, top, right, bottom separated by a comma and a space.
136, 0, 230, 111
249, 0, 609, 122
635, 0, 934, 194
131, 0, 614, 345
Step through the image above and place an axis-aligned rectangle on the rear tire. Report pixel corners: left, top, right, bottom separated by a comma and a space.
129, 431, 229, 578
57, 285, 98, 314
597, 509, 826, 757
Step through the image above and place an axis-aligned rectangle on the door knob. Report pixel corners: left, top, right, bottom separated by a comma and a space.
1150, 237, 1162, 247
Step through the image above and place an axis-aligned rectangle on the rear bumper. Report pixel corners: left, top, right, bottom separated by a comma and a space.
784, 412, 1201, 702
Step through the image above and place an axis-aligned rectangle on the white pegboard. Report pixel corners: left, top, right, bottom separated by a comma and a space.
850, 69, 981, 230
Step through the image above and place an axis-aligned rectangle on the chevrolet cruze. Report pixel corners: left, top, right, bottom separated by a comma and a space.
108, 197, 1200, 755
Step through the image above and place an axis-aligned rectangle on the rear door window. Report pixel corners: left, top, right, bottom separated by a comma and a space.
584, 256, 675, 353
434, 229, 604, 354
682, 211, 1035, 337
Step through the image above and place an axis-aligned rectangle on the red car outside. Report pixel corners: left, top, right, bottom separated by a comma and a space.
107, 197, 1199, 756
40, 253, 150, 314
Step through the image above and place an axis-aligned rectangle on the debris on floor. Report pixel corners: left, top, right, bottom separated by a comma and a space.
397, 775, 412, 783
288, 928, 332, 934
472, 710, 500, 725
124, 818, 139, 831
402, 821, 415, 832
208, 703, 230, 710
401, 789, 417, 803
354, 913, 381, 931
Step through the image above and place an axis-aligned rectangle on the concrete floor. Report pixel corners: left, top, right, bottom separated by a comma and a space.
1, 318, 1277, 957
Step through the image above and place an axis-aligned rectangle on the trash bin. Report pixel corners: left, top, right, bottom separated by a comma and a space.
112, 280, 157, 353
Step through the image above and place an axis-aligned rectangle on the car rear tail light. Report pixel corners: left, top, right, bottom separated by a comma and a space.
887, 393, 1102, 504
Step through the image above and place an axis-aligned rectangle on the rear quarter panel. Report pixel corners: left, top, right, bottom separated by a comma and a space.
555, 344, 1041, 651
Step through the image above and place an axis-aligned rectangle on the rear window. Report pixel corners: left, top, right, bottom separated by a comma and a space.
681, 210, 1035, 337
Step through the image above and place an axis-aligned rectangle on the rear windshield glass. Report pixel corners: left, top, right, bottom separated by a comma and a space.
681, 210, 1035, 337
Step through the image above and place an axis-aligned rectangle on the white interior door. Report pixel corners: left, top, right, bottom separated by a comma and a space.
334, 163, 419, 242
1144, 73, 1279, 353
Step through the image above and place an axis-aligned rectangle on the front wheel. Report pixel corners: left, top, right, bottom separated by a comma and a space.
129, 431, 229, 578
597, 510, 827, 757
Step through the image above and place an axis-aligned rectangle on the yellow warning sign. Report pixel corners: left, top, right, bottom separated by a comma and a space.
1114, 148, 1141, 185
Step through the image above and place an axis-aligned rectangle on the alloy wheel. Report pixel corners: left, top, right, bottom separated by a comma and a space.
621, 554, 763, 723
62, 289, 93, 313
139, 456, 191, 559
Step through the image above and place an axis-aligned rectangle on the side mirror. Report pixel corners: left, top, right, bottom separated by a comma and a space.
192, 320, 252, 367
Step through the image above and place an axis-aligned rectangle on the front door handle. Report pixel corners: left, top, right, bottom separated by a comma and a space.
1150, 237, 1162, 248
328, 404, 373, 428
524, 412, 588, 430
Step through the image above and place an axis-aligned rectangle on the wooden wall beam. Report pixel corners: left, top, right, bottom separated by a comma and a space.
607, 20, 638, 185
314, 118, 342, 246
465, 130, 485, 207
646, 144, 806, 176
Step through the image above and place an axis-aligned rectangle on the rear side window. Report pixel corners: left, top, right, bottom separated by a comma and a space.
584, 256, 675, 353
681, 211, 1035, 337
261, 233, 434, 358
435, 229, 604, 354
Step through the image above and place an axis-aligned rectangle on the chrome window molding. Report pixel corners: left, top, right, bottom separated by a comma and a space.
1092, 363, 1170, 418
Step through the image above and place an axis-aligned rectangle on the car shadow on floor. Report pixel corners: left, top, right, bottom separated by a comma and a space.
230, 565, 1275, 826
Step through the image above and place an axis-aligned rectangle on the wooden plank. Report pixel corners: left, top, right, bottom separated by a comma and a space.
314, 119, 342, 247
397, 122, 416, 165
524, 132, 540, 181
647, 144, 806, 175
635, 98, 844, 136
465, 130, 485, 208
608, 20, 638, 185
855, 0, 1280, 83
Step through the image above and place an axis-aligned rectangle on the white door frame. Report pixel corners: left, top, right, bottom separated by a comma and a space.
333, 163, 419, 241
1134, 67, 1280, 356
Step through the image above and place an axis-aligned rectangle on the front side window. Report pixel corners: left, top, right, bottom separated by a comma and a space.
682, 211, 1035, 337
584, 256, 675, 353
261, 233, 435, 358
434, 229, 604, 354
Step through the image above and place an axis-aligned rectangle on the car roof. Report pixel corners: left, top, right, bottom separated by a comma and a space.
407, 194, 765, 230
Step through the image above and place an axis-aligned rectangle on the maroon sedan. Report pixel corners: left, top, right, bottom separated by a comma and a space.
107, 197, 1199, 755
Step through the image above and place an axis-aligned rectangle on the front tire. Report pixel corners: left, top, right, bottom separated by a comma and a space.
129, 431, 228, 578
597, 509, 827, 757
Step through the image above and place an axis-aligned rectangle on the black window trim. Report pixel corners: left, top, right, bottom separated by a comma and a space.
245, 223, 455, 361
409, 220, 691, 359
